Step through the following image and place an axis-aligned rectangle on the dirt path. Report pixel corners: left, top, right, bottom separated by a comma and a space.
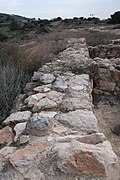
94, 104, 120, 178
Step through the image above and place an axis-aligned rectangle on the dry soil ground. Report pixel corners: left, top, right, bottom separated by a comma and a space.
94, 104, 120, 178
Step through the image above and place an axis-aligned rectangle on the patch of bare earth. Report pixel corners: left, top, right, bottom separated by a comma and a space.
94, 104, 120, 177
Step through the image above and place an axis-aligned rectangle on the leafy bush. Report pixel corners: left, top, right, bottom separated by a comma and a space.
108, 11, 120, 24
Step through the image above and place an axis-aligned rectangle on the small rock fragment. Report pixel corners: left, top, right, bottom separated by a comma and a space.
19, 135, 30, 145
38, 111, 58, 118
26, 116, 53, 136
39, 73, 55, 84
14, 122, 27, 142
52, 75, 68, 92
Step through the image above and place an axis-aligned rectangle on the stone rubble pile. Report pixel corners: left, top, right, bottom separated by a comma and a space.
0, 38, 119, 180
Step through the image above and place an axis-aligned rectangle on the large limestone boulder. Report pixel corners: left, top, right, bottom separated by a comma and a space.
55, 110, 98, 134
60, 96, 92, 112
3, 111, 32, 125
54, 140, 119, 180
46, 90, 64, 104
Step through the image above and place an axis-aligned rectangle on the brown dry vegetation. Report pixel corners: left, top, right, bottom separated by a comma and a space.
38, 29, 120, 46
0, 34, 66, 124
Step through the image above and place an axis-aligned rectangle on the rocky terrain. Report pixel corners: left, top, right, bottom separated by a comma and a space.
0, 38, 120, 180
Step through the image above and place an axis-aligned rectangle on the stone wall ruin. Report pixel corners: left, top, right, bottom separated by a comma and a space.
0, 38, 119, 180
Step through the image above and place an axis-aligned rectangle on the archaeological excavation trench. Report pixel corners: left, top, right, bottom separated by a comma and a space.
0, 38, 120, 180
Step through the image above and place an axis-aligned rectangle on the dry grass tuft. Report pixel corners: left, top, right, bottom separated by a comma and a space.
0, 35, 66, 124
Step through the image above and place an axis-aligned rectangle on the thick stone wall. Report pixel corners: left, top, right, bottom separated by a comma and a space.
88, 57, 120, 106
89, 45, 120, 59
0, 38, 119, 180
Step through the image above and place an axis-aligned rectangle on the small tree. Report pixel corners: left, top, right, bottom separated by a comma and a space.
108, 11, 120, 24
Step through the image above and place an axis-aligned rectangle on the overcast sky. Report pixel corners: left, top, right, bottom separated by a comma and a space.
0, 0, 120, 19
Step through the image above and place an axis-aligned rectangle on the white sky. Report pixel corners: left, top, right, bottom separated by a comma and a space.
0, 0, 120, 19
